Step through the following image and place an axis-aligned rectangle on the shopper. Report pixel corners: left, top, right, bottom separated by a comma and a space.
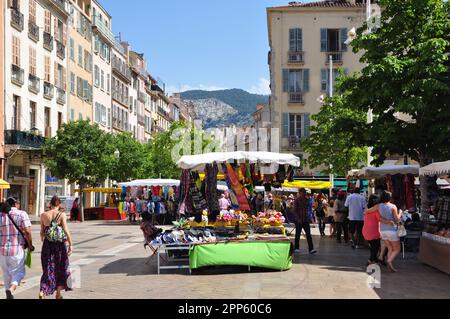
219, 194, 230, 211
129, 199, 137, 223
39, 196, 73, 299
363, 194, 383, 265
334, 191, 349, 243
255, 193, 264, 213
293, 189, 317, 255
70, 198, 79, 222
0, 198, 33, 299
379, 191, 401, 272
324, 198, 336, 238
315, 193, 327, 237
345, 188, 367, 249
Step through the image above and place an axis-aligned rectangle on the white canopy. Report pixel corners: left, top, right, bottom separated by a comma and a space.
118, 179, 180, 187
419, 160, 450, 177
358, 165, 420, 179
177, 151, 301, 171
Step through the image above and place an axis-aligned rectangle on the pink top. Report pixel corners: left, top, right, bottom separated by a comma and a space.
362, 210, 381, 241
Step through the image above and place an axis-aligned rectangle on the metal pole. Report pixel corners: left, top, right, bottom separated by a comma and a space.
329, 56, 334, 198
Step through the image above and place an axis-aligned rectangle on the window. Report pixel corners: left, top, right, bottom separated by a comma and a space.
289, 28, 302, 52
289, 114, 302, 137
29, 47, 36, 75
58, 112, 63, 129
282, 69, 310, 93
107, 74, 110, 93
69, 38, 75, 60
282, 113, 310, 138
321, 68, 348, 95
13, 95, 21, 130
78, 45, 83, 66
77, 77, 83, 97
94, 65, 100, 86
12, 36, 20, 66
94, 35, 99, 53
44, 107, 51, 129
30, 101, 36, 129
101, 70, 104, 90
320, 28, 348, 52
44, 56, 51, 82
70, 109, 75, 122
70, 72, 75, 94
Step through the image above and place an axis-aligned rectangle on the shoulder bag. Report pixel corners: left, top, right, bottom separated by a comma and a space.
6, 213, 34, 268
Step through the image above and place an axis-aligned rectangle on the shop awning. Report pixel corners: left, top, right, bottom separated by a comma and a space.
118, 179, 180, 187
74, 188, 123, 193
177, 151, 300, 170
282, 180, 332, 190
0, 179, 10, 190
358, 165, 420, 179
419, 160, 450, 177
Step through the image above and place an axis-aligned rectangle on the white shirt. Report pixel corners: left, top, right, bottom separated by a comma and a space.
345, 194, 367, 221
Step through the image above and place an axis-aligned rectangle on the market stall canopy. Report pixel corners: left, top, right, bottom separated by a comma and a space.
177, 151, 301, 171
283, 180, 332, 190
358, 165, 420, 179
74, 188, 122, 193
118, 179, 180, 187
0, 179, 10, 190
419, 160, 450, 177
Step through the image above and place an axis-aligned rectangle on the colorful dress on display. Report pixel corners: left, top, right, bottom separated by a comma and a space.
40, 227, 71, 296
224, 163, 251, 211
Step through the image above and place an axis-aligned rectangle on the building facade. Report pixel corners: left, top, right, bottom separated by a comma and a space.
267, 0, 376, 174
0, 0, 5, 200
67, 0, 92, 122
91, 0, 112, 131
4, 0, 70, 215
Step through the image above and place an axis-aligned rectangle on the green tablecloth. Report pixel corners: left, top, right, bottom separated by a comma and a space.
189, 241, 293, 271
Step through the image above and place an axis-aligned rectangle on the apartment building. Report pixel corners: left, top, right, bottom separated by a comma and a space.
267, 0, 376, 174
3, 0, 70, 214
91, 0, 112, 131
111, 35, 131, 135
169, 93, 192, 124
0, 0, 5, 200
67, 0, 92, 122
129, 51, 148, 143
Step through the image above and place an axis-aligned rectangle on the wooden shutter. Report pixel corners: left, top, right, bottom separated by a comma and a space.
282, 69, 289, 93
320, 28, 328, 52
54, 17, 59, 39
63, 67, 67, 90
12, 36, 20, 66
282, 113, 289, 138
44, 56, 50, 81
54, 62, 59, 86
303, 113, 311, 138
303, 69, 310, 92
340, 28, 348, 52
62, 23, 67, 46
29, 47, 36, 75
297, 28, 303, 51
289, 29, 296, 52
44, 10, 51, 33
29, 0, 36, 23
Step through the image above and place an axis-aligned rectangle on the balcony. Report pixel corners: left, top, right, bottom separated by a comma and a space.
325, 52, 343, 65
43, 81, 54, 99
56, 88, 66, 105
28, 74, 41, 94
49, 0, 69, 18
288, 92, 304, 104
288, 136, 303, 151
92, 15, 115, 45
4, 130, 46, 150
43, 32, 54, 51
137, 114, 145, 125
138, 92, 146, 103
112, 57, 131, 83
288, 51, 304, 64
28, 21, 40, 42
11, 65, 24, 86
56, 40, 65, 59
11, 9, 24, 32
157, 107, 170, 119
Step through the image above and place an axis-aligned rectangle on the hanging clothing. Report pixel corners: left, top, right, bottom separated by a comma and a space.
225, 163, 251, 211
189, 171, 207, 214
205, 163, 220, 216
405, 174, 415, 210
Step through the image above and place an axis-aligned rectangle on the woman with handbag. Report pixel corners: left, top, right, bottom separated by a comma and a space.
39, 196, 73, 299
378, 191, 401, 272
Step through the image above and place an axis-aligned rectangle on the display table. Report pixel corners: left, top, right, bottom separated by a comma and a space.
83, 207, 123, 221
189, 241, 293, 271
419, 235, 450, 275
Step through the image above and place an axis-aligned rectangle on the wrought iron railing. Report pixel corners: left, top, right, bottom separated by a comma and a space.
43, 81, 54, 99
43, 32, 54, 51
28, 21, 39, 42
11, 9, 24, 31
11, 65, 24, 86
28, 74, 41, 93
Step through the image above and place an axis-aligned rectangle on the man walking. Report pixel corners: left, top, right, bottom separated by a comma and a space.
0, 198, 33, 299
345, 188, 367, 249
293, 189, 317, 255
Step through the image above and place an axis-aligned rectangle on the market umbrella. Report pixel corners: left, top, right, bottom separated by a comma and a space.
419, 160, 450, 177
0, 179, 10, 190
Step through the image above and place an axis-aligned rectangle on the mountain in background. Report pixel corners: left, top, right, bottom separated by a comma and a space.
181, 89, 269, 128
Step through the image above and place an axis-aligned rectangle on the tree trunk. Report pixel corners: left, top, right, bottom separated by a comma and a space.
419, 154, 437, 222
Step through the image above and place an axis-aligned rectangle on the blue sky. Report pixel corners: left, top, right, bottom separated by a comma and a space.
102, 0, 314, 95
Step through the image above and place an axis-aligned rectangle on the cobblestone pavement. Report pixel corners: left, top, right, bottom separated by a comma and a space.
1, 221, 449, 299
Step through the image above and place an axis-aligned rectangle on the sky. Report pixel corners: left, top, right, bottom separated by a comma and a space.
102, 0, 315, 95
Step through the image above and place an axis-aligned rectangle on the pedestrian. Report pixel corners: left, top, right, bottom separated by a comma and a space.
70, 198, 79, 222
265, 193, 274, 211
0, 198, 34, 299
39, 195, 73, 299
135, 196, 146, 222
129, 199, 137, 223
345, 188, 367, 249
219, 193, 230, 211
324, 198, 336, 238
378, 191, 401, 272
362, 194, 383, 266
315, 192, 327, 237
293, 189, 317, 255
255, 193, 264, 213
334, 191, 349, 243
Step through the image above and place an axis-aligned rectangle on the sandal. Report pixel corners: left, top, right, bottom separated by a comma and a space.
387, 262, 398, 273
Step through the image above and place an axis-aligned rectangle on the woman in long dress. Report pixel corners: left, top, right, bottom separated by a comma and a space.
39, 196, 73, 299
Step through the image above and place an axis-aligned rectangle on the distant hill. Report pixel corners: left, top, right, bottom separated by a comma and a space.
181, 89, 269, 128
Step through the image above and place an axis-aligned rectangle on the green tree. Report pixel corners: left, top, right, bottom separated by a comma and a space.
43, 120, 115, 221
335, 0, 450, 212
109, 132, 146, 183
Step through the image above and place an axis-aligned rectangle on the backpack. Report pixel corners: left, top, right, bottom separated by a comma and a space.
45, 212, 67, 243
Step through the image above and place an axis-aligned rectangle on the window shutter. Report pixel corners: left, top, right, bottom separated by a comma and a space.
289, 29, 296, 52
54, 62, 59, 86
297, 28, 303, 51
320, 28, 328, 52
44, 11, 51, 33
54, 17, 58, 39
282, 69, 289, 92
63, 68, 67, 90
282, 113, 289, 138
303, 69, 310, 92
303, 113, 311, 138
62, 23, 67, 46
321, 69, 327, 92
340, 28, 348, 52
